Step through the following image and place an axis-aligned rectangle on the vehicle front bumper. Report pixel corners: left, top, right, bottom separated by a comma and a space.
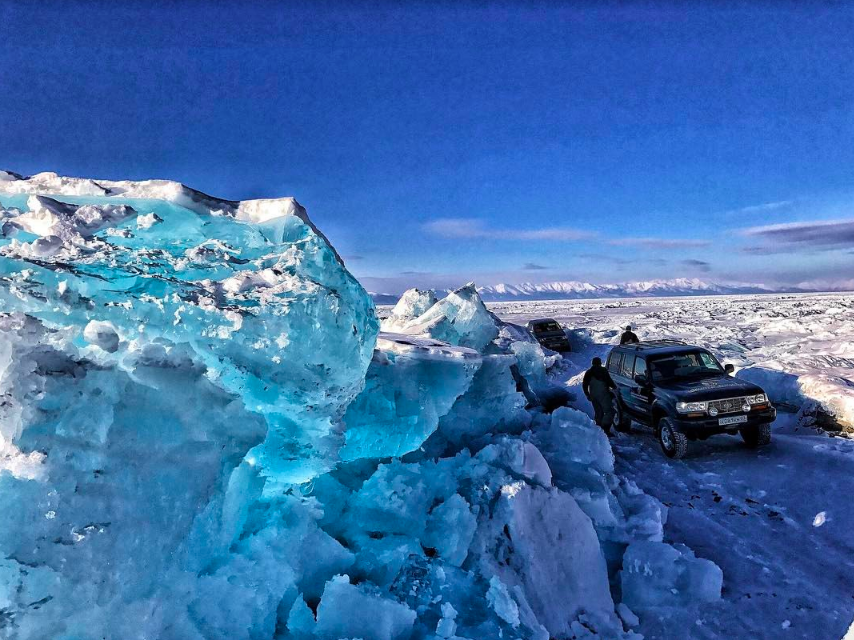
673, 407, 777, 437
536, 337, 571, 351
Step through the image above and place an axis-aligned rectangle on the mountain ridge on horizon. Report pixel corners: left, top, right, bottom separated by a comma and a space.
369, 277, 827, 304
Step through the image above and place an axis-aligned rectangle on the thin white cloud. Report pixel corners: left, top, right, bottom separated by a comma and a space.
740, 245, 790, 255
740, 218, 854, 248
423, 218, 594, 241
608, 237, 710, 249
723, 199, 794, 217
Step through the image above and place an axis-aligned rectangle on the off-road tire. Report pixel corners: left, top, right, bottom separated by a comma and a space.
740, 422, 772, 448
658, 417, 688, 459
612, 395, 633, 433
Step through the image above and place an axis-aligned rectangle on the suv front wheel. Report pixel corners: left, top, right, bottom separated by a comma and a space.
740, 423, 772, 448
658, 417, 688, 459
612, 395, 632, 432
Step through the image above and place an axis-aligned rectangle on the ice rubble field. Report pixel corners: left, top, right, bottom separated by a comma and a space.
488, 295, 854, 639
0, 172, 725, 640
489, 293, 854, 432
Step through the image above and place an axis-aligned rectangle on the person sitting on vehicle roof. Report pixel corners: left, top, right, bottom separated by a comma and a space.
582, 357, 617, 435
620, 325, 639, 344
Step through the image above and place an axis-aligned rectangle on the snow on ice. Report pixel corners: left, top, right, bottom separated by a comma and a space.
0, 172, 721, 639
489, 295, 854, 639
490, 294, 854, 433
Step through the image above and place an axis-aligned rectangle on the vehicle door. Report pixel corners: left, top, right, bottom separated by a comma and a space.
606, 351, 626, 403
609, 350, 634, 408
628, 355, 653, 420
619, 352, 642, 416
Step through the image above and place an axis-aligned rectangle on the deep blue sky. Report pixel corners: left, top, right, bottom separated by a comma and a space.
1, 2, 853, 293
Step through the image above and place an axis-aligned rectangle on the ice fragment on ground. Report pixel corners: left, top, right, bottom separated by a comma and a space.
435, 602, 458, 638
382, 288, 439, 331
616, 602, 639, 628
422, 493, 477, 567
475, 438, 552, 487
285, 597, 317, 638
620, 541, 723, 609
486, 576, 520, 627
470, 481, 615, 637
385, 283, 499, 351
536, 406, 614, 474
314, 575, 416, 640
137, 212, 163, 229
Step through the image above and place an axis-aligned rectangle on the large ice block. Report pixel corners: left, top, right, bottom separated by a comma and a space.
0, 175, 378, 483
0, 172, 378, 638
381, 283, 499, 351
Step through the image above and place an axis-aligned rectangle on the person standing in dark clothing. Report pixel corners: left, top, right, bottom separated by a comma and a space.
582, 357, 617, 434
620, 325, 639, 344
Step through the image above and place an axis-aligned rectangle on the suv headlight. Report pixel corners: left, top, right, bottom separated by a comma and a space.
676, 401, 707, 413
748, 394, 767, 404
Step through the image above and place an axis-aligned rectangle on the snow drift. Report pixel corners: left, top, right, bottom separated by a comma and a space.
0, 172, 721, 639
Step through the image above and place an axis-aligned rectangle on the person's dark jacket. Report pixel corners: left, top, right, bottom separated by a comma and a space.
620, 330, 639, 345
582, 365, 616, 400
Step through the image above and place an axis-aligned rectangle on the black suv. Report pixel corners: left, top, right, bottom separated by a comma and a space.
526, 318, 571, 352
606, 340, 776, 459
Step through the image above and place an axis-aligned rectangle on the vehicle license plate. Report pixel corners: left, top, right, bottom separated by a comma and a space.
719, 415, 748, 426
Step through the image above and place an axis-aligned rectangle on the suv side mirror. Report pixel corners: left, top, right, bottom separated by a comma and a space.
634, 374, 648, 386
724, 364, 735, 375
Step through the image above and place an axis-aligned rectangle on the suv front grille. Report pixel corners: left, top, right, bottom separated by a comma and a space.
708, 396, 749, 415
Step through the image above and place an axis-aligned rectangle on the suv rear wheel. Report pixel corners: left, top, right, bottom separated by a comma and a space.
740, 422, 772, 448
612, 395, 632, 432
658, 417, 688, 459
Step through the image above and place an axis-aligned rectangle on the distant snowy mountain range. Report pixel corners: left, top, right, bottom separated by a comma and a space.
370, 278, 808, 304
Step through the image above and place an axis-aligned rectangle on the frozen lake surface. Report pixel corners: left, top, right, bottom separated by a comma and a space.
492, 294, 854, 639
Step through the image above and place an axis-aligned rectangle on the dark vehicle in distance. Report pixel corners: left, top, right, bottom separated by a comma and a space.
607, 340, 776, 459
526, 318, 571, 352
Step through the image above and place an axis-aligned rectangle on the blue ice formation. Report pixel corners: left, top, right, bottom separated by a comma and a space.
340, 334, 482, 461
382, 283, 499, 351
0, 182, 377, 485
0, 172, 720, 640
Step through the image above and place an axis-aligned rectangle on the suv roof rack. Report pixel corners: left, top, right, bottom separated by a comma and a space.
623, 339, 688, 351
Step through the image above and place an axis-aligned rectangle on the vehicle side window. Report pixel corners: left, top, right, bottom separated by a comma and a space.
698, 352, 721, 370
620, 354, 635, 378
608, 352, 623, 374
633, 357, 647, 379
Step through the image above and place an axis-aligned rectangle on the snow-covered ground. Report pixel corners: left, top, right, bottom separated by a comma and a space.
491, 293, 854, 431
491, 295, 854, 639
609, 415, 854, 639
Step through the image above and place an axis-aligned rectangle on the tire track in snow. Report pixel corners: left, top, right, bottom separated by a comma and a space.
611, 419, 854, 639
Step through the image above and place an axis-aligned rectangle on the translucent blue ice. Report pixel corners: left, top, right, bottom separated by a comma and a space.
0, 191, 378, 484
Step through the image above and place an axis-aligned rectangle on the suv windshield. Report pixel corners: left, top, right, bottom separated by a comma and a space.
649, 351, 723, 381
534, 321, 561, 332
